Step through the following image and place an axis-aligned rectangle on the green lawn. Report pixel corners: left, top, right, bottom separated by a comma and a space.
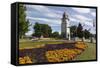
19, 40, 63, 49
74, 42, 96, 60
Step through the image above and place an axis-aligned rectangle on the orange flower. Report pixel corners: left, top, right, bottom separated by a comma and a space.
19, 56, 33, 64
45, 49, 82, 62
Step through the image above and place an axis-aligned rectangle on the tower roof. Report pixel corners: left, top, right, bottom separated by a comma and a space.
62, 12, 69, 20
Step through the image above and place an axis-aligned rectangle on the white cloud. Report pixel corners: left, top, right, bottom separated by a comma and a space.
70, 17, 78, 22
91, 12, 96, 17
72, 8, 91, 13
46, 13, 61, 19
26, 15, 93, 27
75, 15, 87, 20
26, 5, 49, 12
26, 17, 50, 22
74, 14, 91, 21
26, 16, 61, 26
26, 5, 62, 19
70, 14, 93, 27
85, 21, 93, 26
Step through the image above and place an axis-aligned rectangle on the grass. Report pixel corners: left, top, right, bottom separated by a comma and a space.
19, 39, 96, 60
19, 40, 63, 49
74, 42, 96, 60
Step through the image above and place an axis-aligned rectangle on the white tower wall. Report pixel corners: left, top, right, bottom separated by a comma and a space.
61, 12, 70, 40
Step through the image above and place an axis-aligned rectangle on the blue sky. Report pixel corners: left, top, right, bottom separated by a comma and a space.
24, 4, 96, 36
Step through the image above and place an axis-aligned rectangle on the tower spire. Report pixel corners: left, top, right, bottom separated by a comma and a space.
63, 12, 67, 19
62, 12, 69, 20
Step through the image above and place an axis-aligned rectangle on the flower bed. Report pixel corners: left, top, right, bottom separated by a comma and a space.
45, 42, 87, 62
19, 41, 87, 64
45, 49, 83, 62
75, 41, 87, 50
19, 56, 33, 64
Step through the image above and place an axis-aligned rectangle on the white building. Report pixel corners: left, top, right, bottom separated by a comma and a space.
61, 12, 70, 40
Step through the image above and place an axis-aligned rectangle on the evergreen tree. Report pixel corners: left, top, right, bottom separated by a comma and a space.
83, 29, 90, 39
70, 25, 77, 38
77, 23, 84, 38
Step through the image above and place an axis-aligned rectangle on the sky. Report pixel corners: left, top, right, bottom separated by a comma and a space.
24, 4, 96, 36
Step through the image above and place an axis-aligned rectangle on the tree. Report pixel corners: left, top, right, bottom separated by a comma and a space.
40, 24, 52, 37
33, 22, 52, 37
70, 25, 77, 38
52, 32, 59, 38
83, 29, 90, 39
19, 4, 30, 38
33, 22, 42, 37
77, 23, 84, 38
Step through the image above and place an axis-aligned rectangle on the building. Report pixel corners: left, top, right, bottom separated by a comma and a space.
61, 12, 70, 40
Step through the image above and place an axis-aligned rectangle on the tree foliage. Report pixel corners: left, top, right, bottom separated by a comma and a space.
33, 22, 52, 37
70, 25, 77, 37
77, 23, 84, 38
52, 32, 59, 38
19, 4, 30, 38
83, 29, 90, 39
70, 23, 93, 40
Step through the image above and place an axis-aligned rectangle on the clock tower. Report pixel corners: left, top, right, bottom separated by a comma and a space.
61, 12, 70, 40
